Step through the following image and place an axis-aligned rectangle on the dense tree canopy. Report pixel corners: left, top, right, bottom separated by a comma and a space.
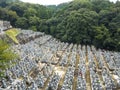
0, 0, 120, 51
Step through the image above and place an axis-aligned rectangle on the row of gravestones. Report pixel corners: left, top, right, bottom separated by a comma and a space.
47, 73, 60, 90
77, 56, 86, 90
90, 68, 103, 90
104, 51, 116, 70
113, 51, 120, 87
69, 52, 77, 67
61, 67, 75, 90
59, 52, 69, 66
95, 50, 104, 69
114, 52, 120, 68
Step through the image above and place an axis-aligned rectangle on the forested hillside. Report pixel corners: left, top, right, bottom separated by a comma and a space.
0, 0, 54, 30
0, 0, 120, 51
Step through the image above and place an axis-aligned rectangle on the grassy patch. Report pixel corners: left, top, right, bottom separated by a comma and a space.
5, 28, 20, 44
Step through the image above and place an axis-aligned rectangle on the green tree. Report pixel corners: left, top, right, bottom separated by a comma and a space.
93, 25, 110, 49
9, 3, 26, 17
24, 8, 37, 18
0, 40, 18, 78
15, 17, 28, 29
0, 8, 18, 26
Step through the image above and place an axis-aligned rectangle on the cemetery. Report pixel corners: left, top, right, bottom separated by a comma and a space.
0, 29, 120, 90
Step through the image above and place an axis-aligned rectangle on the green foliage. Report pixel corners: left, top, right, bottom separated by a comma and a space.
15, 17, 28, 29
0, 0, 120, 51
5, 28, 20, 44
0, 0, 53, 30
0, 8, 18, 25
0, 40, 18, 78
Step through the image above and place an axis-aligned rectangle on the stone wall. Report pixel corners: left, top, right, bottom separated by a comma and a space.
0, 20, 12, 33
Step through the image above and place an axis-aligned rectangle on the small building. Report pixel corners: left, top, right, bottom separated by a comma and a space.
0, 20, 12, 33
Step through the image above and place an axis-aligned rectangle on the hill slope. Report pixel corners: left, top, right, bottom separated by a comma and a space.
0, 30, 120, 90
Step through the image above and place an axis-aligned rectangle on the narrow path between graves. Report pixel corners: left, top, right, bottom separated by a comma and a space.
92, 52, 106, 90
57, 67, 67, 90
72, 53, 80, 90
57, 51, 71, 90
42, 69, 54, 90
85, 50, 92, 90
